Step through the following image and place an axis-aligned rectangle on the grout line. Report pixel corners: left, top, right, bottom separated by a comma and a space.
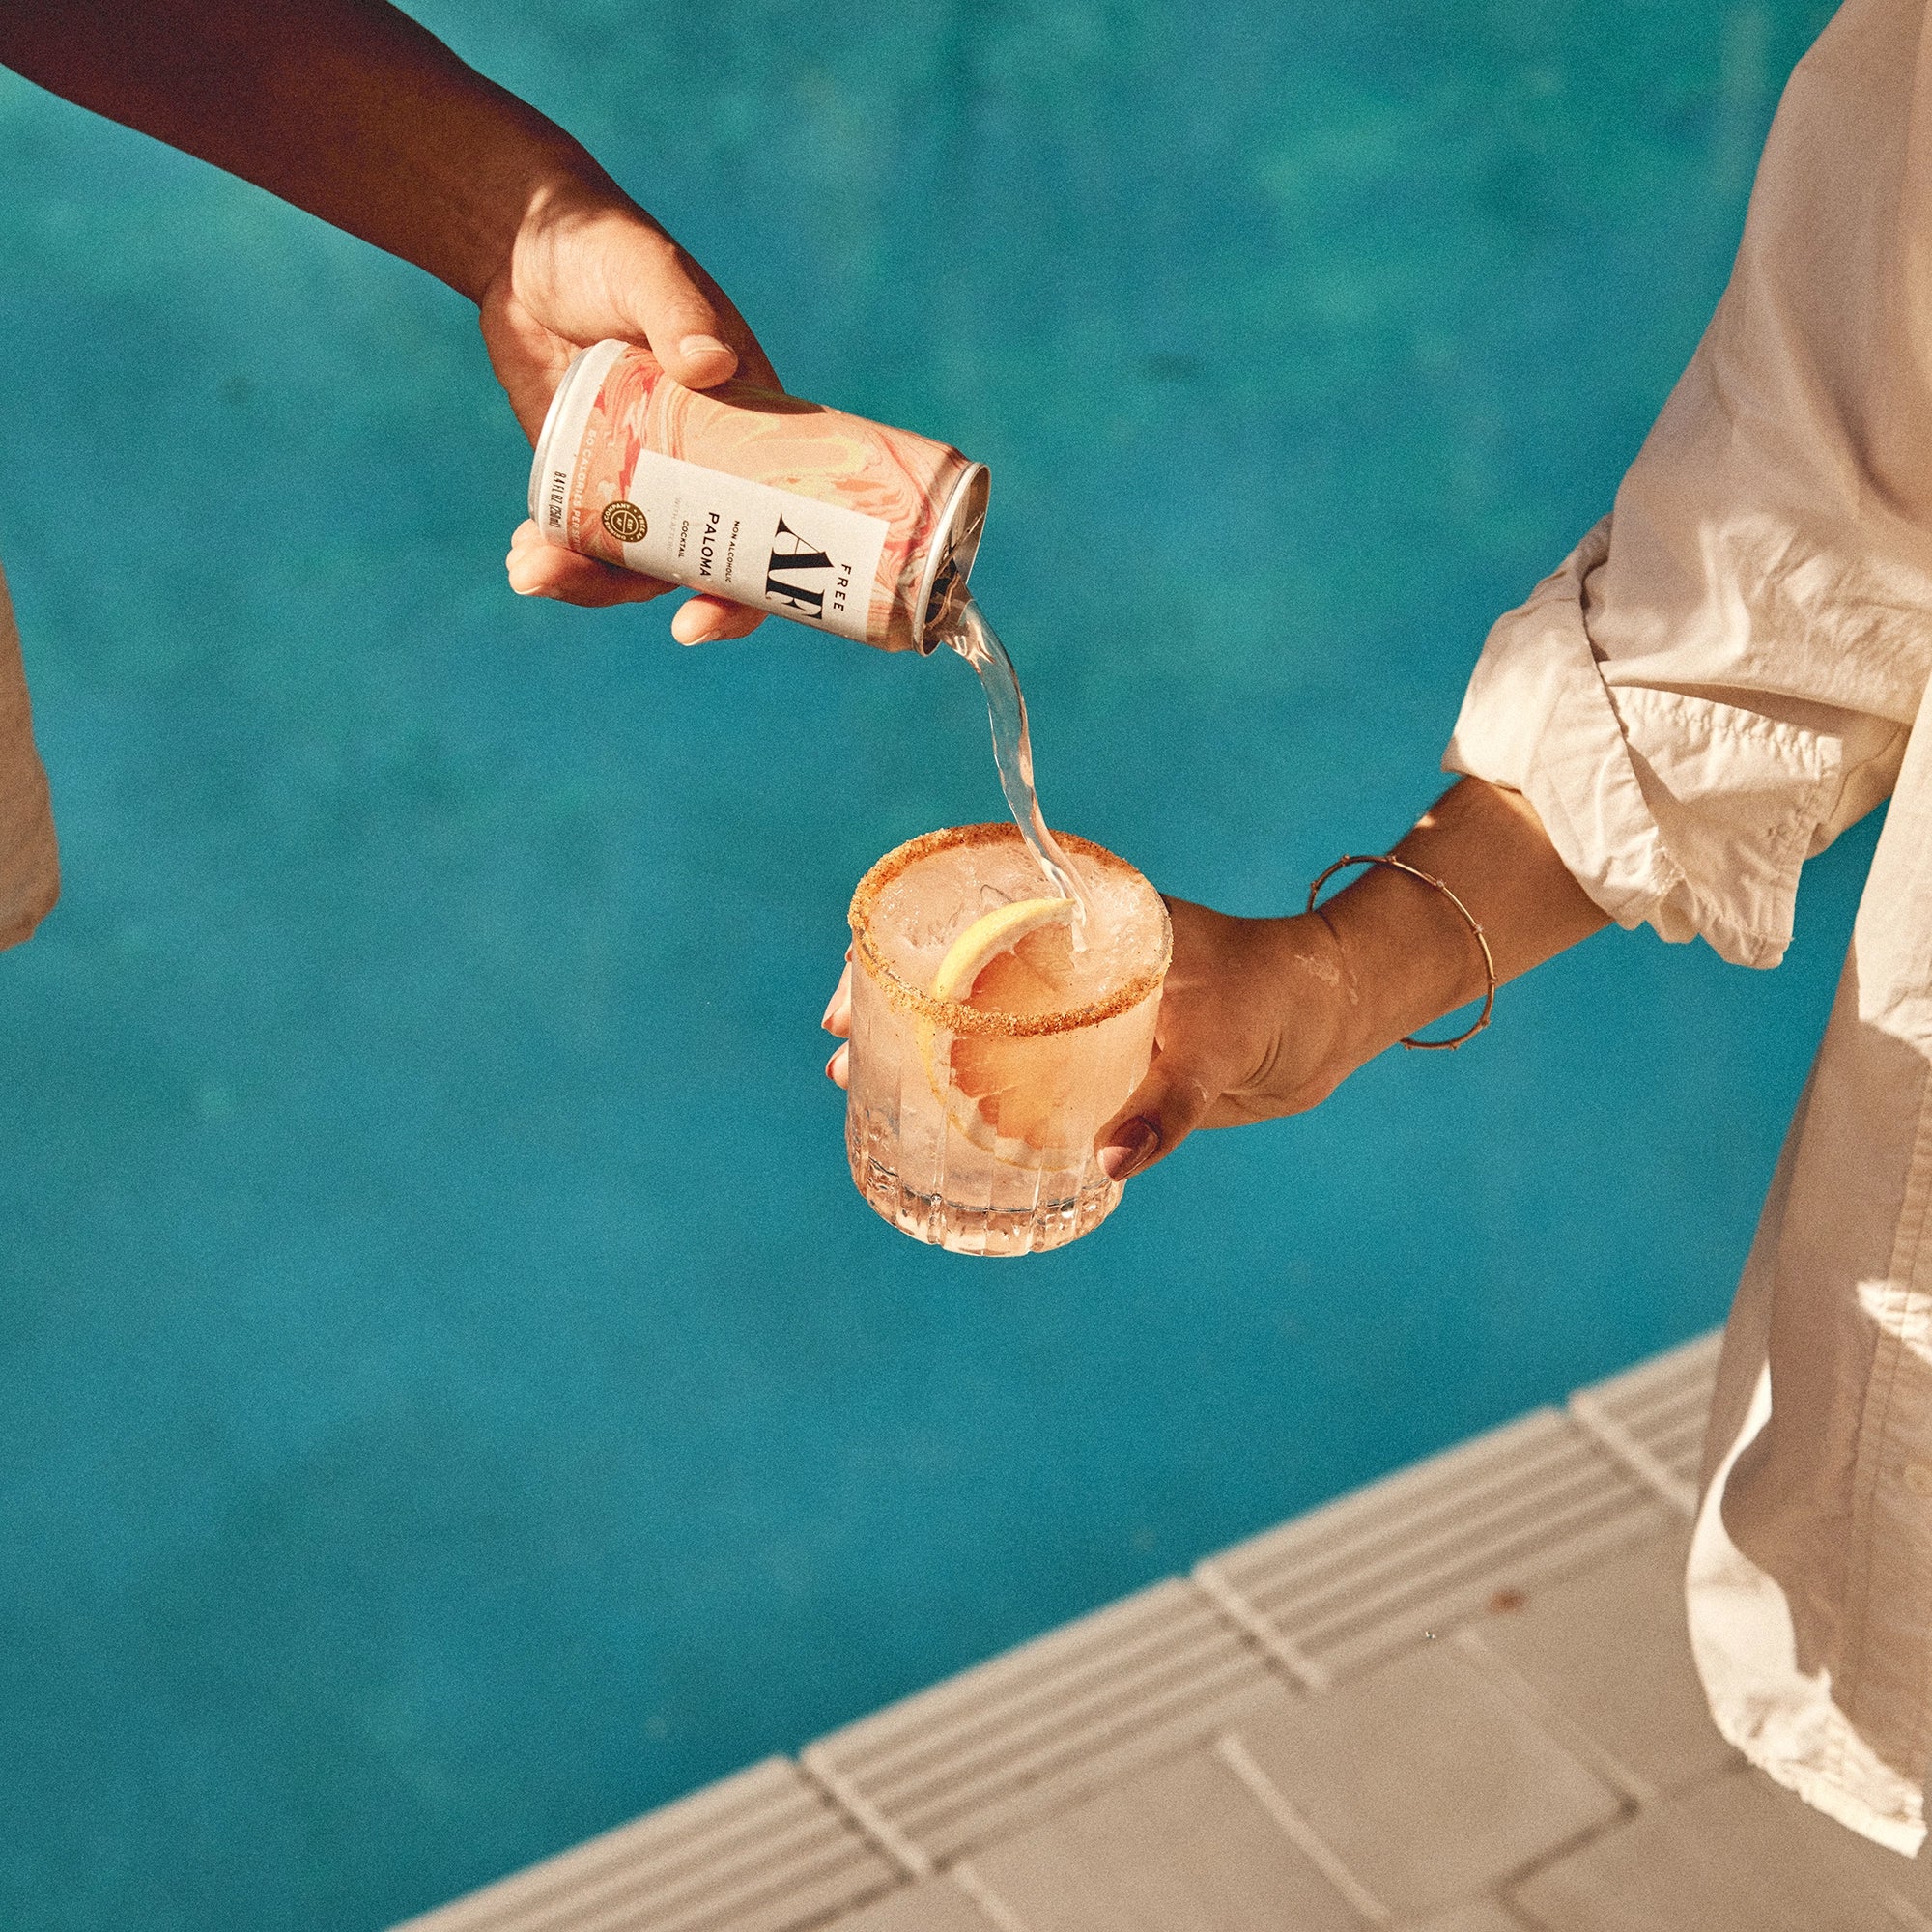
949, 1859, 1036, 1932
798, 1748, 935, 1883
1487, 1812, 1639, 1905
1566, 1392, 1700, 1518
1486, 1779, 1656, 1900
1449, 1650, 1757, 1906
1213, 1733, 1392, 1925
1452, 1628, 1658, 1809
1191, 1564, 1331, 1692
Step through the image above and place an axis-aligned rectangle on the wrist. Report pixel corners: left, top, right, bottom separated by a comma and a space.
1316, 866, 1490, 1061
460, 137, 622, 309
1246, 912, 1371, 1112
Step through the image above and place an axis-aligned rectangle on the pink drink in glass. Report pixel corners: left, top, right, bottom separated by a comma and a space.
846, 824, 1170, 1256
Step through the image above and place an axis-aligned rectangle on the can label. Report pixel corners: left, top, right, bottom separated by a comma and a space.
531, 340, 985, 651
590, 445, 889, 637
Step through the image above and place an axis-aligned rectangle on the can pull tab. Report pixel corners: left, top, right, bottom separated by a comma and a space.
922, 551, 970, 652
919, 473, 988, 653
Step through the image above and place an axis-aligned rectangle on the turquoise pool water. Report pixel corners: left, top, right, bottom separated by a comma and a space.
0, 3, 1859, 1925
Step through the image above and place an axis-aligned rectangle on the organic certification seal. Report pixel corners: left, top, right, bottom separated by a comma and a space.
602, 501, 649, 544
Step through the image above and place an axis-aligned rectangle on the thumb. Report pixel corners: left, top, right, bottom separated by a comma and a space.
1095, 1049, 1217, 1182
606, 225, 762, 391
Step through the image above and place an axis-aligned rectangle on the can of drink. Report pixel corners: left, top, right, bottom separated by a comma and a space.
528, 340, 989, 653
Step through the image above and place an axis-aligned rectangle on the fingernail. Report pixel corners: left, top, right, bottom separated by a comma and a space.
679, 333, 731, 363
1098, 1118, 1159, 1182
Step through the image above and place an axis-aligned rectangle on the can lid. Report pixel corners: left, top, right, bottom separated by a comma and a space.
526, 339, 631, 530
914, 462, 990, 653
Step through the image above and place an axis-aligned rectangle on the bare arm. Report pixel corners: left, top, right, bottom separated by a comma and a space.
1317, 776, 1610, 1065
0, 0, 777, 633
821, 778, 1609, 1174
0, 0, 589, 308
1084, 776, 1609, 1175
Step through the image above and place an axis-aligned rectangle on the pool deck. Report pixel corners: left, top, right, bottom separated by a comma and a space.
394, 1331, 1932, 1932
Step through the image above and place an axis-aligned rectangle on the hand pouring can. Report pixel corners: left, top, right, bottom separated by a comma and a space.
529, 339, 989, 652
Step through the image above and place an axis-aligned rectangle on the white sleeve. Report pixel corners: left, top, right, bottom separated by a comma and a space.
1445, 0, 1931, 968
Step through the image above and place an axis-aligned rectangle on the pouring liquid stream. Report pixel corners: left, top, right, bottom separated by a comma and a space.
940, 597, 1092, 946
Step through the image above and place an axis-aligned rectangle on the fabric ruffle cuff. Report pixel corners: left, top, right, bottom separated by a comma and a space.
1443, 517, 1859, 971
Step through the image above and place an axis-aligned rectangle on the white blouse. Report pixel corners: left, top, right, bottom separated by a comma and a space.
1447, 0, 1932, 1854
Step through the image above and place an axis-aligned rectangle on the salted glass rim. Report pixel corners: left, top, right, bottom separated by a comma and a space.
848, 823, 1172, 1038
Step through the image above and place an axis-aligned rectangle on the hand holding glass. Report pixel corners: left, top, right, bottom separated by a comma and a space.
839, 823, 1170, 1257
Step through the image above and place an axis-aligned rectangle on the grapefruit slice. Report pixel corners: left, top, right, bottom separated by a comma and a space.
922, 896, 1082, 1154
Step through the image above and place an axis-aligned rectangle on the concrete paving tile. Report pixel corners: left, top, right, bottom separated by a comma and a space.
1198, 1411, 1671, 1685
1680, 1767, 1932, 1916
1403, 1907, 1529, 1932
1881, 1842, 1932, 1917
1566, 1332, 1719, 1509
1229, 1643, 1623, 1920
1510, 1767, 1911, 1931
804, 1579, 1292, 1869
968, 1745, 1368, 1932
1461, 1527, 1738, 1798
819, 1877, 1002, 1932
389, 1756, 900, 1932
1857, 1805, 1932, 1916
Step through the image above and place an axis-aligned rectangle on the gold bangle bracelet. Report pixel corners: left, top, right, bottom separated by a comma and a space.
1305, 853, 1497, 1051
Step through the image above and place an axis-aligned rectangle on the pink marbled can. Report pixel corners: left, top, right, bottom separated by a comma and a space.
529, 341, 988, 652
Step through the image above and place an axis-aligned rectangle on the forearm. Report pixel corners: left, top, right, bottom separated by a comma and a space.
0, 0, 610, 301
1318, 777, 1608, 1068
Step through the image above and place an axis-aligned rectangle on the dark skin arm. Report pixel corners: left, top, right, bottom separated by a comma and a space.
0, 0, 778, 638
824, 777, 1610, 1173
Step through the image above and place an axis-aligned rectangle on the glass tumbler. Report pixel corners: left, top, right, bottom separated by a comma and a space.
844, 824, 1171, 1257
